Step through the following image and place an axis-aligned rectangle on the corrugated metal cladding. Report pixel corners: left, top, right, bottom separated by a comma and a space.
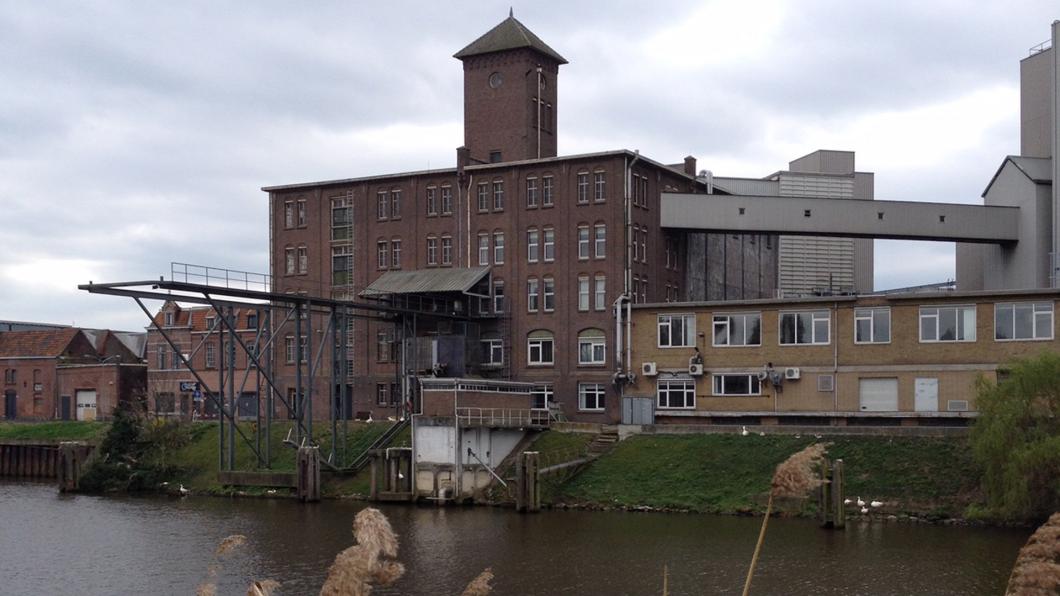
712, 178, 779, 196
360, 266, 491, 296
778, 173, 859, 295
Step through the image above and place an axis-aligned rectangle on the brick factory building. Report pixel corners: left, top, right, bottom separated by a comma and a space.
262, 15, 779, 423
0, 328, 145, 421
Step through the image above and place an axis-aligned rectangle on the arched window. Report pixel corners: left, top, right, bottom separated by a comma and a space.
577, 329, 606, 365
527, 330, 554, 366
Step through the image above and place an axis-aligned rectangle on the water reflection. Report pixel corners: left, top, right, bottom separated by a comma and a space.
0, 482, 1027, 595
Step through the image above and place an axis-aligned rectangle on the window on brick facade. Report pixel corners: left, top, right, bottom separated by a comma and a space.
157, 345, 167, 370
426, 187, 437, 215
578, 383, 605, 411
578, 329, 605, 365
331, 196, 352, 241
332, 245, 352, 286
658, 379, 696, 408
478, 233, 489, 266
390, 189, 401, 218
297, 199, 306, 226
531, 384, 553, 409
493, 280, 505, 313
576, 172, 589, 204
594, 224, 606, 258
441, 186, 453, 215
527, 229, 539, 263
919, 306, 975, 343
713, 313, 762, 347
526, 177, 538, 208
391, 239, 402, 269
578, 275, 590, 311
376, 383, 389, 406
477, 183, 488, 212
493, 231, 504, 264
780, 311, 831, 345
543, 228, 555, 262
285, 248, 296, 275
376, 191, 388, 220
205, 342, 216, 368
595, 275, 606, 311
658, 314, 695, 347
855, 308, 891, 344
543, 276, 555, 312
527, 278, 539, 312
712, 374, 761, 396
594, 171, 606, 202
441, 236, 453, 266
164, 311, 174, 327
297, 246, 308, 274
995, 302, 1052, 341
492, 181, 504, 211
284, 201, 294, 228
527, 330, 554, 366
542, 175, 554, 206
376, 240, 389, 269
578, 225, 589, 259
376, 329, 393, 363
482, 338, 504, 366
427, 237, 438, 265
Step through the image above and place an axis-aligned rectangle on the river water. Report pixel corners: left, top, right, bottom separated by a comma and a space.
1, 481, 1028, 595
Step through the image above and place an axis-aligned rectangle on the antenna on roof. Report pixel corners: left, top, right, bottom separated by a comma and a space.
509, 7, 513, 17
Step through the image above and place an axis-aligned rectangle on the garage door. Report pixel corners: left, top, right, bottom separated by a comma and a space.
859, 378, 898, 412
76, 390, 97, 421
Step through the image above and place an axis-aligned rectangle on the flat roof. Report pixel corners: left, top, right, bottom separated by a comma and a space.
634, 287, 1060, 310
261, 149, 701, 193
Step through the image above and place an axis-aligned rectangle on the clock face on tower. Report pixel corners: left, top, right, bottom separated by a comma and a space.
488, 72, 503, 89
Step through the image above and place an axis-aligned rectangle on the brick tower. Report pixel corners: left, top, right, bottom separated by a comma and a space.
454, 12, 567, 163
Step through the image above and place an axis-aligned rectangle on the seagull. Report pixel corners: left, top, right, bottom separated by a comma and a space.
740, 426, 749, 436
843, 498, 852, 505
870, 500, 884, 508
397, 472, 404, 479
860, 507, 869, 514
856, 496, 865, 507
179, 484, 190, 497
758, 431, 765, 437
266, 489, 277, 495
160, 481, 169, 487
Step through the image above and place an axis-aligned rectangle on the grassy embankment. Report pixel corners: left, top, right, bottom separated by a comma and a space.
169, 420, 408, 496
535, 432, 980, 519
0, 421, 110, 442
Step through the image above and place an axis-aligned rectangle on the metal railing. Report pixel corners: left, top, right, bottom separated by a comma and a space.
1029, 38, 1052, 56
456, 407, 550, 428
171, 262, 271, 292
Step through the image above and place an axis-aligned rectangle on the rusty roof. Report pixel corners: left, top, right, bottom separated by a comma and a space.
0, 328, 81, 359
361, 267, 491, 297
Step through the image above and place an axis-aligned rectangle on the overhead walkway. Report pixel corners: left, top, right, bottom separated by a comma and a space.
661, 193, 1019, 244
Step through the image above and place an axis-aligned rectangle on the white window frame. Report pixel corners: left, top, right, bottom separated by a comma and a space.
297, 246, 308, 274
919, 305, 976, 343
576, 172, 589, 204
543, 228, 555, 262
526, 177, 538, 208
482, 338, 504, 366
376, 240, 389, 269
476, 183, 488, 212
779, 310, 831, 345
658, 313, 696, 348
712, 313, 762, 347
593, 171, 606, 202
854, 307, 891, 344
527, 278, 539, 312
478, 233, 489, 266
492, 180, 504, 211
594, 275, 606, 311
531, 384, 552, 409
493, 280, 505, 313
426, 237, 438, 265
578, 276, 590, 312
441, 236, 453, 265
284, 200, 294, 228
543, 277, 555, 312
542, 175, 554, 207
711, 373, 762, 397
391, 239, 401, 269
994, 302, 1054, 341
527, 332, 554, 366
441, 186, 453, 214
390, 189, 401, 218
426, 186, 438, 215
577, 330, 606, 365
657, 379, 695, 409
376, 191, 388, 220
527, 229, 539, 263
578, 382, 605, 411
577, 225, 590, 259
493, 232, 505, 264
594, 224, 606, 258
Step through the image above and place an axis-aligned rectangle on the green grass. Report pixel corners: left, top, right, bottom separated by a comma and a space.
168, 420, 396, 494
552, 434, 980, 518
0, 421, 109, 441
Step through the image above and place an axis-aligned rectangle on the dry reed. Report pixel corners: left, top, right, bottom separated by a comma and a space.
742, 443, 829, 596
319, 507, 406, 596
197, 534, 250, 596
247, 579, 281, 596
1006, 512, 1060, 595
460, 567, 495, 596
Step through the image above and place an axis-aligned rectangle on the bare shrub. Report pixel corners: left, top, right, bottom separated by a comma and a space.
319, 508, 406, 596
247, 579, 281, 596
1006, 512, 1060, 595
460, 567, 494, 596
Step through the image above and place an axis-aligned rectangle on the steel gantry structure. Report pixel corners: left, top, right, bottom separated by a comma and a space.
79, 266, 476, 472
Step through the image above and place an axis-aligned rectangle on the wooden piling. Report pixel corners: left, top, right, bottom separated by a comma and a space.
818, 458, 832, 527
525, 451, 540, 513
369, 450, 379, 501
296, 446, 320, 502
514, 453, 526, 512
832, 459, 845, 529
58, 442, 87, 492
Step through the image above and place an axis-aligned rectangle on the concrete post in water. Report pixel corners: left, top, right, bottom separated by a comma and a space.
58, 442, 87, 492
296, 446, 320, 502
832, 459, 845, 529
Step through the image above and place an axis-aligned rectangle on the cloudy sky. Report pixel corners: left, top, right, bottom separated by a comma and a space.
0, 1, 1056, 331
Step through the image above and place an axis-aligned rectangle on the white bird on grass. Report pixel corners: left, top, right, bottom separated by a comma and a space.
860, 507, 869, 514
266, 489, 277, 495
740, 426, 749, 436
870, 500, 884, 508
179, 484, 190, 497
856, 496, 865, 507
843, 498, 852, 505
758, 431, 765, 437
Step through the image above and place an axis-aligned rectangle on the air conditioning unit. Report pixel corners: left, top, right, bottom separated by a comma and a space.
947, 399, 969, 412
689, 363, 704, 376
641, 362, 658, 377
784, 367, 801, 380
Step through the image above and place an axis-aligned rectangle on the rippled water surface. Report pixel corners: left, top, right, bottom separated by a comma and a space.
0, 482, 1029, 595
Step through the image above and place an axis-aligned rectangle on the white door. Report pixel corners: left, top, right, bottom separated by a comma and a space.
914, 378, 939, 412
76, 390, 97, 421
859, 378, 898, 412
